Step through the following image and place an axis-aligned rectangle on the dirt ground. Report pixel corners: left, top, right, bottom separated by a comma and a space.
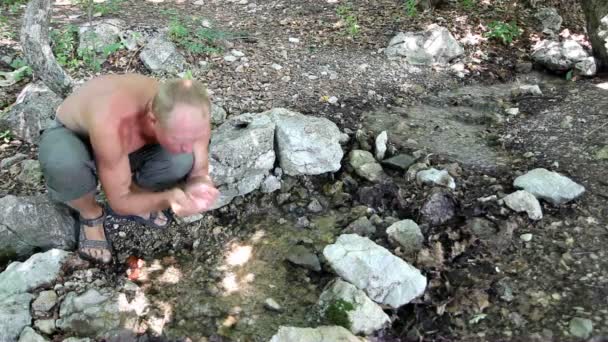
1, 0, 607, 341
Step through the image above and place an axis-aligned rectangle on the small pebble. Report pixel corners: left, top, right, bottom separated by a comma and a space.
520, 233, 533, 242
264, 298, 282, 312
288, 37, 300, 43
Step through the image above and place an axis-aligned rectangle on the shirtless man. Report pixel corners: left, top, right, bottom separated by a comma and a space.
38, 73, 219, 264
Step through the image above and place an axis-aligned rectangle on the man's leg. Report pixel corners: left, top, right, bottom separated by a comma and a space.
128, 144, 194, 224
38, 125, 111, 263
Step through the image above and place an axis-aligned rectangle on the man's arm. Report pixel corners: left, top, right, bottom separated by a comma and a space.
89, 116, 177, 216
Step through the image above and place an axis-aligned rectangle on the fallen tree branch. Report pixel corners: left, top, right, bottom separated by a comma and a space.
20, 0, 74, 98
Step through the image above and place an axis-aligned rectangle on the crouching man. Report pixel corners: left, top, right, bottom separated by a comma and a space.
38, 73, 219, 264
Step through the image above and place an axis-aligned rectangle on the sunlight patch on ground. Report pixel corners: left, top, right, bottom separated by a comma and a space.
222, 272, 240, 294
226, 244, 253, 267
595, 83, 608, 91
158, 266, 182, 284
148, 300, 173, 336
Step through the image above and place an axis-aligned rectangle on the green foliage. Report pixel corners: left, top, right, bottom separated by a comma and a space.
2, 0, 27, 14
72, 0, 123, 16
9, 58, 32, 82
460, 0, 475, 10
168, 17, 228, 55
324, 299, 355, 329
485, 21, 522, 45
404, 0, 418, 17
336, 4, 360, 37
51, 24, 124, 72
0, 129, 12, 141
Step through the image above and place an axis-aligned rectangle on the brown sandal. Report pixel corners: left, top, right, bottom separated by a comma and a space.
77, 209, 113, 264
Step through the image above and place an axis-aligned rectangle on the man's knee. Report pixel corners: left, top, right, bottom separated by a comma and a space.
135, 152, 193, 190
39, 128, 97, 202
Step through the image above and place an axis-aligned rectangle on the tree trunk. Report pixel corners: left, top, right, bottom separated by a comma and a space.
581, 0, 608, 69
20, 0, 74, 97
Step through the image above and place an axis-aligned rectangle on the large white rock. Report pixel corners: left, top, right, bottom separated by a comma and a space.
531, 39, 595, 74
140, 35, 187, 74
0, 249, 71, 298
503, 190, 543, 220
208, 113, 276, 209
0, 293, 33, 342
323, 234, 427, 309
269, 326, 364, 342
0, 82, 62, 144
513, 168, 585, 205
0, 195, 76, 259
264, 108, 343, 176
319, 279, 390, 335
385, 24, 464, 65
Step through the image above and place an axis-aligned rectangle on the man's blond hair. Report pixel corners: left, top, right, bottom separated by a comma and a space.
151, 78, 211, 126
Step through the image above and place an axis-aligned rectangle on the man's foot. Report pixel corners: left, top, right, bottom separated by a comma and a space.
105, 205, 173, 229
78, 209, 112, 264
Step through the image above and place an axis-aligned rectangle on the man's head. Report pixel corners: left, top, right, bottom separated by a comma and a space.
149, 78, 211, 154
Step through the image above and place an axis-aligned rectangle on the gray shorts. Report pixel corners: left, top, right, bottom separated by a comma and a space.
38, 119, 194, 202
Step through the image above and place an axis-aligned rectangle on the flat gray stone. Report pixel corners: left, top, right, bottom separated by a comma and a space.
513, 168, 585, 205
18, 327, 48, 342
32, 290, 58, 313
349, 150, 385, 182
286, 245, 321, 272
569, 317, 593, 339
417, 168, 456, 190
381, 154, 416, 171
0, 293, 33, 342
323, 234, 427, 309
318, 278, 390, 335
269, 326, 362, 342
34, 319, 56, 335
140, 35, 187, 74
386, 219, 424, 253
503, 190, 543, 220
0, 249, 71, 298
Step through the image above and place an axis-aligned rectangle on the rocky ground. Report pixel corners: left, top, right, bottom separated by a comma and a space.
1, 0, 608, 341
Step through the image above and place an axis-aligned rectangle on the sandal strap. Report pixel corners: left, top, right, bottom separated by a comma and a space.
79, 238, 111, 249
80, 208, 106, 227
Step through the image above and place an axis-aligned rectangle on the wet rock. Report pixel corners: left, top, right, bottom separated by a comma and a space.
323, 234, 427, 308
503, 190, 543, 220
381, 154, 416, 171
0, 249, 70, 297
265, 108, 343, 176
0, 195, 76, 258
0, 82, 62, 145
269, 326, 362, 342
34, 319, 56, 335
375, 131, 388, 161
420, 191, 456, 226
416, 168, 456, 190
264, 298, 282, 312
345, 216, 376, 237
318, 278, 390, 335
261, 175, 281, 193
18, 327, 48, 342
532, 39, 594, 74
209, 113, 275, 209
385, 24, 464, 65
534, 7, 562, 34
349, 150, 385, 182
0, 153, 27, 169
32, 290, 58, 314
140, 35, 187, 74
286, 245, 321, 272
17, 159, 42, 186
513, 168, 585, 205
307, 198, 323, 213
467, 217, 498, 240
0, 293, 33, 342
569, 317, 593, 339
211, 103, 227, 125
78, 19, 124, 63
386, 219, 424, 254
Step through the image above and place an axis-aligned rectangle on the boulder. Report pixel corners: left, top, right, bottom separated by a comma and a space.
265, 108, 343, 176
386, 219, 424, 253
208, 113, 275, 209
349, 150, 385, 182
0, 293, 33, 342
534, 7, 563, 35
0, 82, 62, 144
323, 234, 427, 309
0, 195, 76, 259
503, 190, 543, 220
385, 24, 464, 65
531, 39, 596, 75
140, 35, 187, 74
78, 19, 125, 55
269, 326, 364, 342
513, 168, 585, 205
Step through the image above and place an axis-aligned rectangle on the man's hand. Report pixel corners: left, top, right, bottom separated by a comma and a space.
168, 188, 202, 217
184, 177, 220, 212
